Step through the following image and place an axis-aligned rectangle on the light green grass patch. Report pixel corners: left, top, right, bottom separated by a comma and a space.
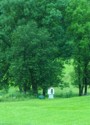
0, 96, 90, 125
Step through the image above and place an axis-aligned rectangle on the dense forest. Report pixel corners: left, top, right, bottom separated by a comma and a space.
0, 0, 90, 96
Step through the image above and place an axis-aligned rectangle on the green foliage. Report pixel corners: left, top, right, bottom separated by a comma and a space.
65, 0, 90, 95
10, 20, 60, 92
0, 0, 67, 94
0, 0, 89, 97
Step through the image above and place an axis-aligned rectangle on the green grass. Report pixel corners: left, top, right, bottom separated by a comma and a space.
0, 96, 90, 125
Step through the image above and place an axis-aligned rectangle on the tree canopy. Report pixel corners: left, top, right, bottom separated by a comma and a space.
0, 0, 90, 96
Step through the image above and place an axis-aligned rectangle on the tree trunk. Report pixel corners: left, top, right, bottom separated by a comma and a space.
23, 83, 30, 94
84, 84, 87, 95
29, 68, 38, 96
79, 84, 83, 96
42, 87, 46, 96
32, 83, 38, 96
83, 62, 88, 95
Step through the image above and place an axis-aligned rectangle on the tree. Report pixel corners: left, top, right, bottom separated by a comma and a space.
65, 0, 90, 95
0, 0, 70, 96
10, 20, 61, 95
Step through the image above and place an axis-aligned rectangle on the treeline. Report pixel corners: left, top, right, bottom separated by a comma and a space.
0, 0, 90, 96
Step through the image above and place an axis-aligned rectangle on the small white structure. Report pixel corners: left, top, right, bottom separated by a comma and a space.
48, 87, 54, 99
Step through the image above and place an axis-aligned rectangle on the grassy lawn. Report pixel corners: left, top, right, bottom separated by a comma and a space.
0, 96, 90, 125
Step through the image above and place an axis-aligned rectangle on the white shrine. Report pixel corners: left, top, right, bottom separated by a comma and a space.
48, 87, 54, 99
